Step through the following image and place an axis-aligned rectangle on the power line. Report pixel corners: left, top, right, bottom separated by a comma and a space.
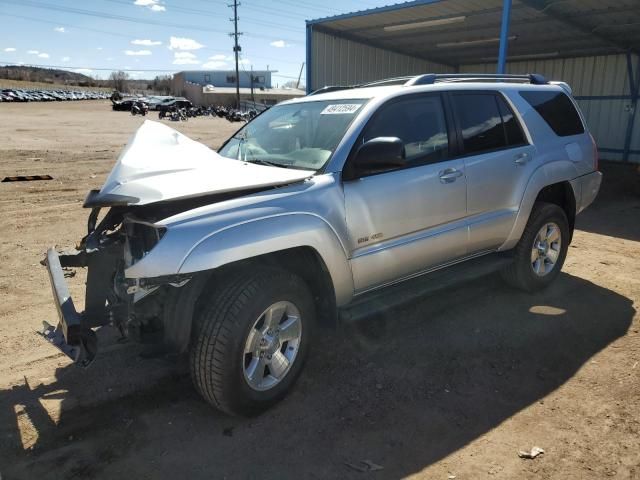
0, 0, 301, 43
1, 61, 305, 80
0, 61, 176, 72
100, 0, 303, 34
0, 13, 304, 66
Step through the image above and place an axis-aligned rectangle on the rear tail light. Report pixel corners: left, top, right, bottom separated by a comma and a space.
589, 133, 599, 171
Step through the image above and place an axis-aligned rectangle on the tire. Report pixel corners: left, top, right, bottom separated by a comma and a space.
501, 201, 570, 292
190, 267, 314, 416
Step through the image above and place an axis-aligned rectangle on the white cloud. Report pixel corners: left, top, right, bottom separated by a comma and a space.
134, 0, 165, 12
107, 57, 114, 61
239, 58, 250, 65
54, 27, 65, 33
131, 39, 162, 46
209, 54, 228, 61
61, 56, 71, 62
270, 40, 291, 48
169, 36, 204, 51
124, 49, 152, 56
202, 60, 227, 69
97, 47, 103, 51
37, 53, 50, 58
73, 68, 93, 74
27, 50, 39, 55
173, 51, 200, 65
4, 47, 16, 52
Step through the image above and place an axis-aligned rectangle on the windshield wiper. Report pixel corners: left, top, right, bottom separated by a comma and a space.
244, 158, 290, 168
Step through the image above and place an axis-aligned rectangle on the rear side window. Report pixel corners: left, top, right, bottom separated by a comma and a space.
496, 95, 526, 146
519, 90, 584, 136
451, 93, 507, 154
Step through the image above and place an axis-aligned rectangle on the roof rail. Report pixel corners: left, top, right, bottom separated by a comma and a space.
357, 76, 414, 87
307, 85, 353, 96
307, 73, 549, 96
405, 73, 549, 86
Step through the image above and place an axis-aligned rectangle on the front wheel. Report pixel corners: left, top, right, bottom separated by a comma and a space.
501, 202, 570, 292
190, 268, 314, 416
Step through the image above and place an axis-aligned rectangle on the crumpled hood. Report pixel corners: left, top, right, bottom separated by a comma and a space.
92, 120, 314, 206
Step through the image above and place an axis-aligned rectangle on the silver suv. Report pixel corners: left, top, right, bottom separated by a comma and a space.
44, 73, 602, 416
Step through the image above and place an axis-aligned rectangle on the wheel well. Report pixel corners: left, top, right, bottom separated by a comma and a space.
535, 181, 576, 239
203, 247, 338, 329
161, 247, 338, 353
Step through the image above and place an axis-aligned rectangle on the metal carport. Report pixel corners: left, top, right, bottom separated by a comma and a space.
306, 0, 640, 162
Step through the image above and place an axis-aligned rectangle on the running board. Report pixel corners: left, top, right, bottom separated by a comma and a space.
340, 252, 513, 323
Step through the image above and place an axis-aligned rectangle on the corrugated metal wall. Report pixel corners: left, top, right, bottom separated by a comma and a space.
461, 54, 640, 162
310, 29, 454, 90
309, 29, 639, 163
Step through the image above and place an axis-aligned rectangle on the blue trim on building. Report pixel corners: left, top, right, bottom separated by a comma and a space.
497, 0, 512, 74
306, 0, 444, 26
598, 147, 640, 155
574, 95, 634, 100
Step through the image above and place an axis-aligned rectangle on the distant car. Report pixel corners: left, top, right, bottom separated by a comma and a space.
112, 98, 137, 111
157, 98, 192, 112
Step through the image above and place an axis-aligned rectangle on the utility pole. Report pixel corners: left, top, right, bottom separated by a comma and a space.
296, 62, 305, 89
250, 65, 255, 104
229, 0, 242, 109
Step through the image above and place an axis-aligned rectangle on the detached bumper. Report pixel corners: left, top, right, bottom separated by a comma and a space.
42, 248, 97, 367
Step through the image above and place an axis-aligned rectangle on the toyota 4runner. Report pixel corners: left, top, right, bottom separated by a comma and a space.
43, 73, 602, 416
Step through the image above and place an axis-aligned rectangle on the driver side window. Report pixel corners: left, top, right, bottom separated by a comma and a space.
363, 95, 450, 166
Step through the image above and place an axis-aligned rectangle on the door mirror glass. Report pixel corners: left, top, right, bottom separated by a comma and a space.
350, 137, 406, 177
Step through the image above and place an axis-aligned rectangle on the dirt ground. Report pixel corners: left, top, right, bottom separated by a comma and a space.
0, 100, 639, 480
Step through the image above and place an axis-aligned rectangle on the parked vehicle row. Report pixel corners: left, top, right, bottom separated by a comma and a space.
1, 88, 109, 102
113, 95, 262, 123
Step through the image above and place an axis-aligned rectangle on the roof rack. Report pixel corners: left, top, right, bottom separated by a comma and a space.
405, 73, 548, 86
307, 73, 549, 96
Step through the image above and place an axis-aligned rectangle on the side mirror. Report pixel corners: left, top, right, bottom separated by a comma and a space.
348, 137, 406, 178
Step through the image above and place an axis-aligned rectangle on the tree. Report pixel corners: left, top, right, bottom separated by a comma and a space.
151, 75, 172, 94
281, 80, 305, 90
109, 70, 130, 92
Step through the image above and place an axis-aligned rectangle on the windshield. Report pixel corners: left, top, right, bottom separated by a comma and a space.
218, 99, 367, 170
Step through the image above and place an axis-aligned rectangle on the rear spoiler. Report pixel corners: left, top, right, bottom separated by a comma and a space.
549, 81, 573, 96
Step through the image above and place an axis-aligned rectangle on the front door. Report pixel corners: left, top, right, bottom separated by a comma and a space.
343, 93, 468, 293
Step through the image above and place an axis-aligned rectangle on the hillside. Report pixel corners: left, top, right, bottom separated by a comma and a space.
0, 65, 97, 86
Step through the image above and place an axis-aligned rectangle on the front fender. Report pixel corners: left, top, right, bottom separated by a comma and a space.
500, 160, 580, 251
177, 213, 355, 306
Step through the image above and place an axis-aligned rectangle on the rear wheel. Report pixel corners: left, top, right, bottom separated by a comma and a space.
190, 267, 314, 416
501, 202, 570, 292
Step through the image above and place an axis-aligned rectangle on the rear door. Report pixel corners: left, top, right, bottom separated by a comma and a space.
449, 91, 535, 252
343, 93, 468, 293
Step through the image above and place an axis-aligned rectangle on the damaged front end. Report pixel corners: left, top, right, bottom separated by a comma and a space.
41, 120, 315, 366
43, 200, 189, 367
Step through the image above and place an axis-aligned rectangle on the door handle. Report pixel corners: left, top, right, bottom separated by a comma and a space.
514, 152, 530, 165
439, 168, 463, 183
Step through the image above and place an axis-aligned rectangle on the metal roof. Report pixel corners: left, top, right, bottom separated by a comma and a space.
307, 0, 640, 67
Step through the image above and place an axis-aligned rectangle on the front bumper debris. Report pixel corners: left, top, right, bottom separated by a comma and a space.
42, 248, 97, 367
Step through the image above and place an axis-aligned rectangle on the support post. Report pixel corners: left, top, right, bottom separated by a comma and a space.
306, 23, 312, 94
623, 52, 640, 162
497, 0, 512, 74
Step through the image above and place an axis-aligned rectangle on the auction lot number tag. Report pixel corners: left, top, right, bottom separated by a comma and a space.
321, 104, 362, 115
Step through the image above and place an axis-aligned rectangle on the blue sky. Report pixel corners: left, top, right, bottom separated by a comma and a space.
0, 0, 394, 85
